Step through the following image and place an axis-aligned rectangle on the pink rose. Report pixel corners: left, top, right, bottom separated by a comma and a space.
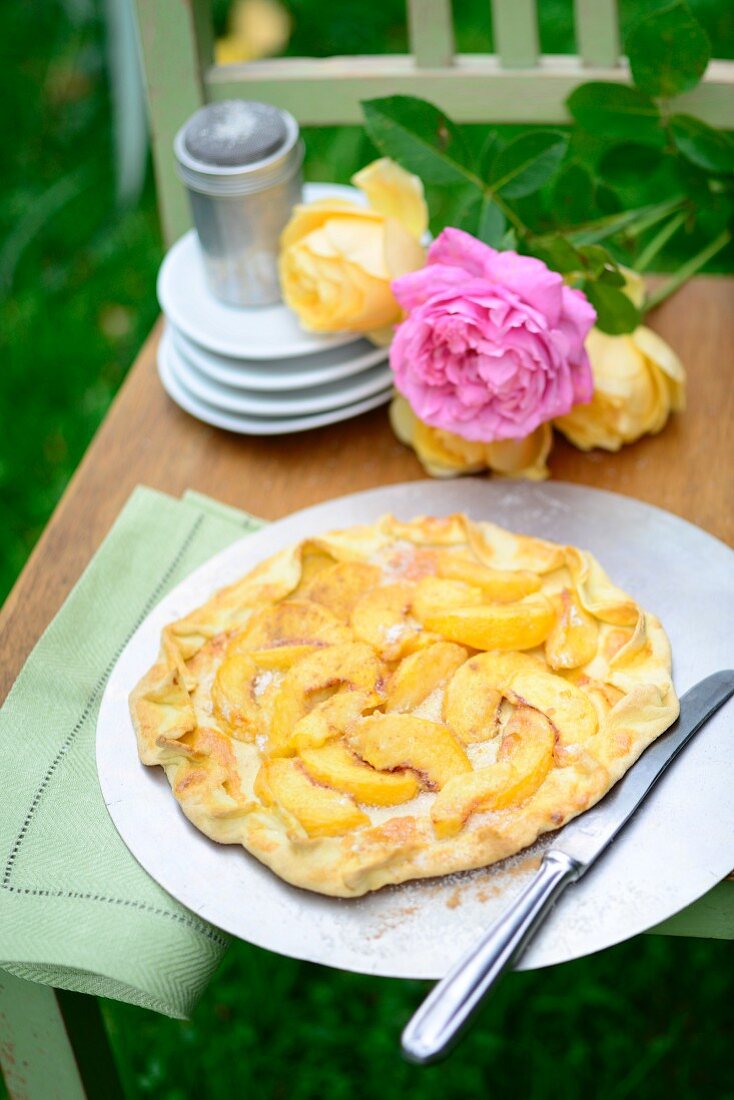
390, 228, 596, 442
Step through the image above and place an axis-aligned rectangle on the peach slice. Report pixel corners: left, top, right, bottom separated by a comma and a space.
298, 561, 380, 622
507, 670, 598, 748
497, 703, 556, 770
287, 690, 379, 754
349, 714, 471, 790
248, 645, 321, 670
228, 600, 351, 655
437, 554, 542, 602
254, 757, 369, 837
298, 548, 337, 584
431, 705, 554, 837
299, 742, 420, 806
545, 588, 599, 670
443, 659, 502, 744
446, 650, 598, 749
422, 594, 555, 651
385, 642, 468, 713
411, 577, 483, 622
268, 643, 384, 753
211, 653, 278, 740
351, 583, 426, 660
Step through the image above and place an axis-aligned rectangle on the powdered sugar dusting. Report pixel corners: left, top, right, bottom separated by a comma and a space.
253, 670, 276, 698
384, 623, 405, 644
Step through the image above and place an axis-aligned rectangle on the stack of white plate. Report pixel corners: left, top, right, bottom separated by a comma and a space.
156, 183, 394, 435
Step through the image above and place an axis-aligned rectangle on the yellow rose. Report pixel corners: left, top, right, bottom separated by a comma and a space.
279, 160, 426, 335
390, 396, 552, 480
554, 325, 685, 451
215, 0, 291, 64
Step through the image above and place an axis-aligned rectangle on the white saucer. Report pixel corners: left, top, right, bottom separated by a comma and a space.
160, 329, 393, 417
158, 183, 368, 360
168, 325, 388, 393
158, 337, 392, 435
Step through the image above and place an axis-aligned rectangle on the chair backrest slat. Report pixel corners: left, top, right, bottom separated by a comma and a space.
407, 0, 455, 68
490, 0, 539, 69
134, 0, 207, 245
574, 0, 620, 67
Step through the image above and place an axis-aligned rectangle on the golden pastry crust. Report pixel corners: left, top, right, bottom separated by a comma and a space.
130, 514, 678, 897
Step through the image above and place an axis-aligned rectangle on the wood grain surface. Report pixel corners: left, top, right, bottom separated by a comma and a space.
1, 275, 732, 702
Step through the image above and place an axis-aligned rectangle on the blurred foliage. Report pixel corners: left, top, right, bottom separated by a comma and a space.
101, 932, 734, 1099
0, 2, 161, 598
2, 3, 734, 1095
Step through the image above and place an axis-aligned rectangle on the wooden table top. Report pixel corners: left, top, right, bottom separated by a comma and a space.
1, 275, 732, 702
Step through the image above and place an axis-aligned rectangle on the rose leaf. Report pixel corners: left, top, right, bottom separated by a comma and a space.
598, 143, 664, 188
457, 192, 506, 247
528, 236, 584, 275
362, 96, 474, 186
583, 282, 641, 335
669, 115, 734, 174
567, 83, 664, 148
487, 131, 568, 200
550, 162, 596, 227
627, 1, 710, 100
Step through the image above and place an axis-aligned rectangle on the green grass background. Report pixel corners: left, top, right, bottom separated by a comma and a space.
2, 1, 734, 1096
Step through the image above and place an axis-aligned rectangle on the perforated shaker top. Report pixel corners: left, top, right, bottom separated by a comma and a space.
183, 100, 289, 168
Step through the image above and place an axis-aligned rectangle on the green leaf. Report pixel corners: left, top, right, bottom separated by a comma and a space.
583, 282, 641, 334
597, 265, 626, 288
551, 163, 597, 227
692, 191, 734, 241
669, 115, 734, 173
595, 184, 623, 214
598, 144, 664, 188
457, 192, 506, 247
487, 131, 568, 199
478, 132, 502, 178
529, 239, 626, 287
578, 244, 621, 280
529, 236, 584, 274
627, 2, 710, 100
567, 83, 663, 147
361, 96, 473, 186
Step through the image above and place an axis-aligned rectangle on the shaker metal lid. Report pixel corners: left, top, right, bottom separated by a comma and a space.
183, 101, 288, 166
174, 100, 302, 196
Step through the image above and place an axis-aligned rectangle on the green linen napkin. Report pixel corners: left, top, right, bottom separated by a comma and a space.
0, 486, 263, 1019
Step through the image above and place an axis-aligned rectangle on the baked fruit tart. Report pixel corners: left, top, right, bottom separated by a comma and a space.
130, 513, 678, 897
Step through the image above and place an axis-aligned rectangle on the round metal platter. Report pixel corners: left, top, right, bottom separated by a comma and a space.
96, 481, 734, 978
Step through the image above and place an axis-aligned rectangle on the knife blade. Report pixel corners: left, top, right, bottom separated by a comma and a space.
401, 670, 734, 1065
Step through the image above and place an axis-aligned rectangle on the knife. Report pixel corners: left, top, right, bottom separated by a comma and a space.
401, 669, 734, 1065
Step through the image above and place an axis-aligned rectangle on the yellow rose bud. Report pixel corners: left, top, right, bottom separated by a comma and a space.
390, 396, 552, 481
279, 160, 426, 335
554, 325, 685, 451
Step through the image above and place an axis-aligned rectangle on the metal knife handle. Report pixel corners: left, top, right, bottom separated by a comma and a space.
401, 850, 580, 1065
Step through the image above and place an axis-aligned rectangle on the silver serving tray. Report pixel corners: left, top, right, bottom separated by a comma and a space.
96, 481, 734, 977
